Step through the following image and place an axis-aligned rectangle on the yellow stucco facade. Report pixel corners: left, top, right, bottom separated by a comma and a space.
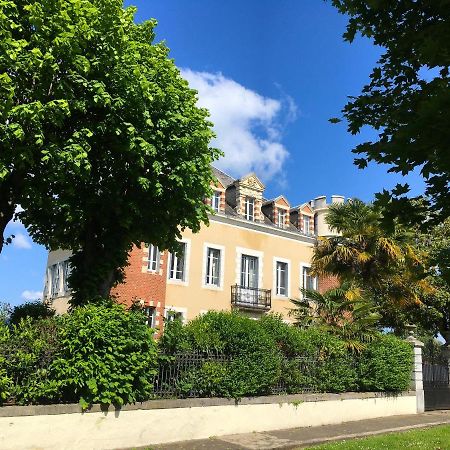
165, 213, 315, 322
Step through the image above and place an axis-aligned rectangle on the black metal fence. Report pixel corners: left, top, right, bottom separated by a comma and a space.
153, 351, 318, 398
423, 363, 450, 387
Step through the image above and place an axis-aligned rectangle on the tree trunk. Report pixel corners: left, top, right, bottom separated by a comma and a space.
0, 175, 20, 254
69, 218, 129, 306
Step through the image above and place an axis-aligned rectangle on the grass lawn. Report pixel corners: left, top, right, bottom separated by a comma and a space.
309, 425, 450, 449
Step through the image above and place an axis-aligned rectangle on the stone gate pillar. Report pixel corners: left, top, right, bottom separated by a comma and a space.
406, 325, 424, 413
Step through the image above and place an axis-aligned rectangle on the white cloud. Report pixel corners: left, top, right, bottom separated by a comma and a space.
21, 290, 43, 301
181, 69, 294, 181
12, 232, 32, 250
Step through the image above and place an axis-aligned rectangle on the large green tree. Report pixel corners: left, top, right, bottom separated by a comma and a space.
331, 0, 450, 223
416, 218, 450, 344
0, 1, 220, 303
312, 199, 431, 331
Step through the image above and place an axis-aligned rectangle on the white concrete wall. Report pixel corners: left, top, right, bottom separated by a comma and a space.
0, 394, 416, 450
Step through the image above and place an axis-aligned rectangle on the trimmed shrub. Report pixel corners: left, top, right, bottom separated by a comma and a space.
0, 322, 12, 403
160, 311, 282, 398
9, 301, 55, 326
0, 317, 61, 405
259, 314, 358, 393
51, 303, 158, 409
358, 334, 413, 392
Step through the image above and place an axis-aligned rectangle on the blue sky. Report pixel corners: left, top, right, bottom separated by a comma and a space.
0, 0, 425, 306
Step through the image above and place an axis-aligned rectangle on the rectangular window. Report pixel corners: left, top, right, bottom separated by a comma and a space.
144, 306, 156, 328
147, 244, 160, 272
50, 264, 60, 298
302, 266, 317, 292
276, 261, 288, 296
241, 255, 259, 288
211, 191, 221, 213
277, 209, 286, 228
165, 309, 184, 322
62, 261, 71, 294
169, 242, 187, 281
244, 197, 255, 221
205, 247, 221, 286
303, 215, 311, 234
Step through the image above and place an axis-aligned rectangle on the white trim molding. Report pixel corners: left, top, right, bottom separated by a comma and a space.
299, 262, 317, 297
235, 247, 264, 288
164, 306, 188, 324
273, 257, 291, 299
201, 243, 225, 291
167, 239, 191, 286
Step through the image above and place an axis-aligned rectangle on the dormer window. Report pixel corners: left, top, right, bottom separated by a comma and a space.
211, 191, 221, 213
244, 197, 255, 221
303, 215, 311, 235
277, 209, 286, 228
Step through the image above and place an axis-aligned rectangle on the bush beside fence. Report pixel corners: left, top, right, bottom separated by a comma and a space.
0, 307, 413, 408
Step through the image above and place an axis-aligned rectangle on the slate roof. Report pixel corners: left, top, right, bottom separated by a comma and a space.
212, 166, 235, 188
211, 166, 312, 236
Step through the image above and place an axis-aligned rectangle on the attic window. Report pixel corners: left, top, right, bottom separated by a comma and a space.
277, 209, 286, 228
303, 215, 311, 235
244, 197, 255, 221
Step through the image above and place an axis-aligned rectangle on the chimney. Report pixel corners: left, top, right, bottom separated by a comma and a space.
331, 195, 345, 204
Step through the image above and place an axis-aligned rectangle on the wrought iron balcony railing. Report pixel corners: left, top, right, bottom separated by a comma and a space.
231, 284, 271, 310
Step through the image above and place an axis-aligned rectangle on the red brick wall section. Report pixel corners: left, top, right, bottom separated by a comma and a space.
111, 244, 167, 336
318, 274, 340, 294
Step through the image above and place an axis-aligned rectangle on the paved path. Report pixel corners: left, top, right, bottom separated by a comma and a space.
155, 410, 450, 449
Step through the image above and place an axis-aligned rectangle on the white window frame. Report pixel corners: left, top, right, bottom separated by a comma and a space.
300, 263, 317, 297
235, 247, 263, 288
62, 260, 71, 294
303, 215, 312, 235
244, 196, 255, 221
164, 306, 187, 324
202, 243, 225, 290
144, 306, 157, 328
277, 209, 286, 228
211, 191, 221, 213
273, 257, 291, 298
147, 244, 160, 273
50, 263, 61, 298
167, 239, 191, 286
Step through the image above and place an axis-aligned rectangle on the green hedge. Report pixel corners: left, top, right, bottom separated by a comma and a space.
358, 334, 413, 392
160, 311, 282, 398
0, 308, 413, 406
0, 302, 158, 408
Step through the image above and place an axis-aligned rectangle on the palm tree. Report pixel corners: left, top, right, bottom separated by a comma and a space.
289, 282, 381, 352
312, 199, 430, 329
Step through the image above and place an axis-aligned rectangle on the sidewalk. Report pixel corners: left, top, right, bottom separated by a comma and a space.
155, 410, 450, 449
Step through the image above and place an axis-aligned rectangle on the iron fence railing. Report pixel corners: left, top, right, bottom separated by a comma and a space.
152, 351, 319, 398
231, 284, 271, 310
423, 363, 450, 387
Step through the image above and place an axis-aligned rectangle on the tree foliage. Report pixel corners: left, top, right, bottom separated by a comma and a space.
0, 0, 220, 303
9, 300, 55, 326
290, 282, 381, 352
331, 0, 450, 223
415, 218, 450, 343
312, 199, 431, 330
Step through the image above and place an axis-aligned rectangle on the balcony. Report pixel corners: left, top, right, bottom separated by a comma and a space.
231, 284, 271, 311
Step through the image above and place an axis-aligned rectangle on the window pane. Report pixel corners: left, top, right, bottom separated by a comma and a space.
62, 261, 71, 293
241, 255, 258, 288
276, 261, 288, 295
212, 191, 221, 212
206, 247, 221, 286
245, 197, 254, 221
170, 243, 186, 280
148, 245, 160, 272
304, 216, 310, 234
